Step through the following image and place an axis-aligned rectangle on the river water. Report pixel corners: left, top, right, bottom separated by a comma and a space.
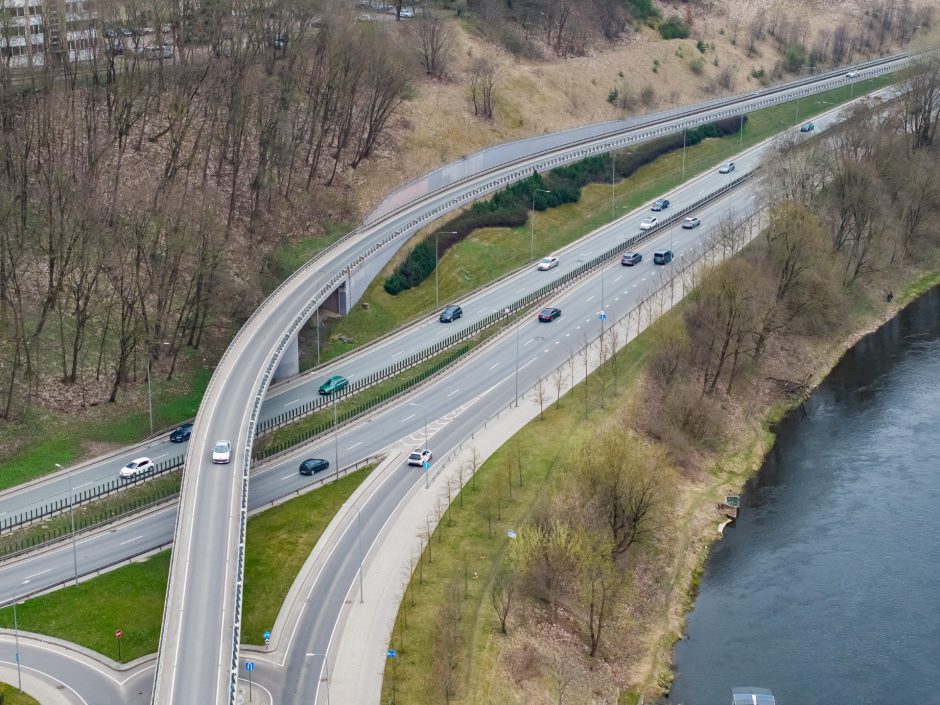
668, 287, 940, 705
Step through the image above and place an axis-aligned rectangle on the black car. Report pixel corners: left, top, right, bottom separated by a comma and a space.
651, 198, 670, 211
621, 252, 642, 266
538, 307, 562, 322
299, 458, 330, 475
440, 305, 462, 322
653, 250, 674, 265
169, 423, 193, 443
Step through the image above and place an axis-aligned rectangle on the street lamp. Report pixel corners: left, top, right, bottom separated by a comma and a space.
343, 502, 364, 603
332, 393, 339, 482
308, 652, 331, 705
681, 127, 687, 181
434, 231, 457, 309
13, 579, 28, 691
530, 188, 552, 261
55, 463, 78, 585
408, 401, 430, 488
145, 340, 170, 435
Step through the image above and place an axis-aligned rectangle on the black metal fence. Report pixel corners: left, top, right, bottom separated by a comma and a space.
0, 454, 185, 535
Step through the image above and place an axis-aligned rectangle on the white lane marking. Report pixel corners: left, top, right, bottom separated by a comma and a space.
586, 295, 595, 302
284, 398, 301, 407
446, 389, 461, 397
25, 569, 50, 580
392, 350, 405, 358
614, 275, 623, 282
514, 287, 525, 293
543, 348, 550, 353
281, 474, 294, 480
75, 481, 94, 489
641, 277, 647, 281
152, 454, 167, 461
348, 441, 363, 450
633, 283, 638, 288
523, 338, 536, 347
119, 535, 144, 546
519, 359, 536, 371
565, 333, 571, 337
488, 362, 500, 370
401, 413, 415, 423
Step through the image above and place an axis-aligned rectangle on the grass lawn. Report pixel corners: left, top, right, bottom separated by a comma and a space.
0, 465, 373, 661
381, 328, 655, 705
317, 75, 893, 363
0, 679, 42, 704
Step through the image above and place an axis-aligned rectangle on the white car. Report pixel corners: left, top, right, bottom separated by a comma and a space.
399, 7, 415, 17
120, 457, 154, 479
537, 256, 559, 271
639, 217, 657, 231
846, 70, 858, 78
408, 449, 432, 466
718, 162, 735, 174
212, 440, 232, 464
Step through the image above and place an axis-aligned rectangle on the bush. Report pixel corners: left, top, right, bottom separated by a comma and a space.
688, 58, 705, 75
784, 43, 807, 72
629, 0, 660, 23
607, 87, 620, 104
659, 16, 690, 40
696, 38, 706, 53
640, 84, 656, 106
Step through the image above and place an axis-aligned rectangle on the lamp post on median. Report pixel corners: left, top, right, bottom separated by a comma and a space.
531, 188, 552, 261
55, 463, 79, 585
409, 401, 430, 488
332, 392, 339, 482
13, 579, 28, 691
681, 128, 687, 181
309, 652, 331, 705
435, 231, 457, 309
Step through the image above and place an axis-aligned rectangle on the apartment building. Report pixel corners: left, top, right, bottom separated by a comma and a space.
0, 0, 97, 68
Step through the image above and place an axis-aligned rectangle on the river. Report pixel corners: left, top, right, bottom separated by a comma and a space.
667, 286, 940, 705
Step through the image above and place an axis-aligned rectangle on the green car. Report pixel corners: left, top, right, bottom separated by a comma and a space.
318, 375, 349, 395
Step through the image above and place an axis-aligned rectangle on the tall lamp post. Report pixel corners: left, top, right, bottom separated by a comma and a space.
146, 340, 170, 435
530, 188, 552, 261
408, 401, 430, 488
309, 652, 331, 705
55, 463, 78, 584
332, 393, 339, 481
434, 231, 457, 309
13, 579, 28, 691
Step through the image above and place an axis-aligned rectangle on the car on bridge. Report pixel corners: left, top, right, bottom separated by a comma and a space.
621, 251, 642, 266
640, 217, 658, 230
169, 423, 194, 443
651, 198, 670, 211
212, 440, 232, 464
537, 256, 560, 271
120, 457, 154, 479
682, 216, 701, 229
538, 307, 562, 322
299, 458, 330, 476
408, 449, 432, 466
318, 375, 349, 395
439, 305, 462, 322
718, 161, 735, 173
799, 122, 815, 132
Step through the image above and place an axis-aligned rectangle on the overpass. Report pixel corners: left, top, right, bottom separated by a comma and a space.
149, 53, 916, 705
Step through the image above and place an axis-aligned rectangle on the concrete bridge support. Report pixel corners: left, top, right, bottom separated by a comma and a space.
273, 332, 299, 381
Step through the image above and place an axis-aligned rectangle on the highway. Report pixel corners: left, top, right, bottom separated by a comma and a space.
0, 59, 910, 705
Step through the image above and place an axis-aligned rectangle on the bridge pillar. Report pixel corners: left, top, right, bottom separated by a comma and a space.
273, 333, 299, 381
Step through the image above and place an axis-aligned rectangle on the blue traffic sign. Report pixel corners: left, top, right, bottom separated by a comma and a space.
245, 662, 255, 671
597, 310, 607, 321
387, 649, 397, 659
422, 461, 430, 469
263, 630, 271, 640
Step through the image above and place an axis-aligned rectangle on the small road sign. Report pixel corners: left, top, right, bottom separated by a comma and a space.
115, 629, 123, 639
387, 649, 397, 659
245, 662, 255, 671
263, 630, 271, 640
597, 310, 607, 321
506, 529, 517, 539
422, 460, 430, 469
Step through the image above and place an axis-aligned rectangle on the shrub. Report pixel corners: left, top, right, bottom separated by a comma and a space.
659, 16, 690, 40
688, 58, 705, 75
607, 87, 620, 104
696, 38, 706, 53
784, 43, 807, 72
629, 0, 660, 24
640, 84, 656, 106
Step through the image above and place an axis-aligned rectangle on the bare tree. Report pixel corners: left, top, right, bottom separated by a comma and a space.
431, 583, 462, 704
901, 56, 940, 150
413, 12, 453, 79
490, 568, 515, 634
550, 365, 568, 408
534, 375, 548, 418
469, 58, 500, 119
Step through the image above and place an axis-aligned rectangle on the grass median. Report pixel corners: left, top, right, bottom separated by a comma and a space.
0, 683, 40, 705
0, 465, 374, 661
316, 75, 893, 365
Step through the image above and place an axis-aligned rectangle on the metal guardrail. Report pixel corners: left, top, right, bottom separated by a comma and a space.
0, 455, 185, 535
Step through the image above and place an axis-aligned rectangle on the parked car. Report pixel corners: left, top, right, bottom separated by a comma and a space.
408, 449, 432, 466
537, 256, 559, 271
799, 122, 815, 133
146, 44, 173, 59
120, 457, 153, 479
299, 458, 330, 476
718, 162, 735, 174
212, 440, 232, 464
682, 216, 701, 229
621, 251, 642, 266
538, 307, 562, 322
318, 375, 349, 395
640, 217, 658, 230
439, 305, 462, 322
399, 7, 415, 17
169, 423, 194, 443
653, 250, 674, 265
651, 198, 670, 211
